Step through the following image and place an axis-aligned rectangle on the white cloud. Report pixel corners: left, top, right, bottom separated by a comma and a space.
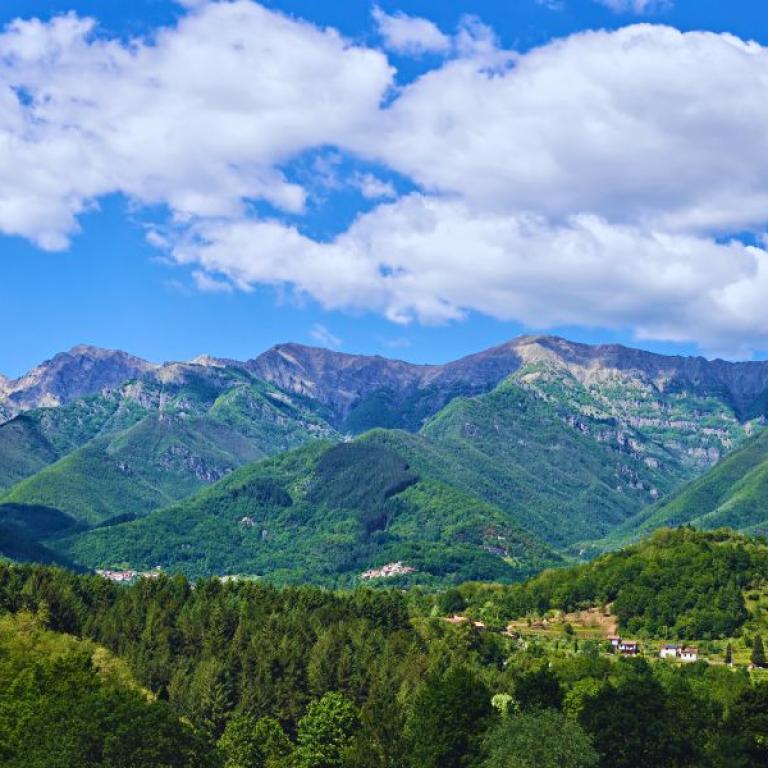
0, 3, 392, 248
169, 195, 768, 355
372, 6, 451, 56
192, 270, 232, 293
310, 324, 342, 348
5, 4, 768, 355
361, 25, 768, 236
536, 0, 565, 10
596, 0, 671, 13
351, 172, 396, 200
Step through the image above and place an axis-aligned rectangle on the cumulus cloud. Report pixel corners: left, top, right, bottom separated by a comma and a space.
167, 195, 768, 354
0, 2, 392, 248
4, 2, 768, 355
371, 6, 451, 56
363, 25, 768, 236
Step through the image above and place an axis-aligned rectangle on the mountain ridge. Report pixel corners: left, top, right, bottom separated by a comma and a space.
7, 334, 768, 427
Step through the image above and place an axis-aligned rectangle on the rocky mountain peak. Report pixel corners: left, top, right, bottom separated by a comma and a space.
0, 345, 157, 419
188, 354, 228, 368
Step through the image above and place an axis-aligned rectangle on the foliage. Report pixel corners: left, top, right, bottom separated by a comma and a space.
751, 634, 765, 667
482, 709, 598, 768
406, 666, 492, 768
0, 611, 214, 767
465, 528, 762, 639
218, 714, 292, 768
0, 557, 766, 767
296, 692, 360, 768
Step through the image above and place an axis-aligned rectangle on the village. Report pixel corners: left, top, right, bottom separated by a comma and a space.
96, 568, 163, 584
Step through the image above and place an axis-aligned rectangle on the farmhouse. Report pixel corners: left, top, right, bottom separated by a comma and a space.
442, 615, 487, 631
659, 644, 680, 659
618, 640, 640, 656
658, 644, 699, 662
680, 647, 699, 663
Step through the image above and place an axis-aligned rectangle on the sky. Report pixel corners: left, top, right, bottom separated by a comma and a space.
2, 0, 768, 376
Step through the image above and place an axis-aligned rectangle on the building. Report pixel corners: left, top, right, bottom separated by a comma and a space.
659, 644, 680, 659
359, 561, 417, 580
608, 635, 622, 648
659, 644, 699, 662
680, 647, 699, 663
618, 640, 640, 656
96, 569, 137, 583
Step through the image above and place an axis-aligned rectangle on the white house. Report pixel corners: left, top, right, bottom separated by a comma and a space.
659, 644, 679, 659
680, 647, 699, 663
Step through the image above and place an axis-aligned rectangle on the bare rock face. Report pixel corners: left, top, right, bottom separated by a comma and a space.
0, 345, 157, 419
248, 336, 768, 429
5, 334, 768, 434
247, 343, 439, 420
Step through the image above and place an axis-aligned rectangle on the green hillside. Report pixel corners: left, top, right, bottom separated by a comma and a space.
462, 527, 767, 639
412, 379, 671, 545
0, 373, 338, 529
0, 611, 212, 766
0, 393, 146, 492
57, 438, 563, 585
608, 428, 768, 544
51, 376, 768, 584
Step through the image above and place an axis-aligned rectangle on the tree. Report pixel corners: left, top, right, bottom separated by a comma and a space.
513, 664, 562, 711
218, 714, 293, 768
439, 589, 467, 615
296, 692, 359, 768
483, 709, 598, 768
407, 665, 491, 768
721, 683, 768, 766
751, 634, 765, 668
578, 660, 679, 768
724, 643, 733, 666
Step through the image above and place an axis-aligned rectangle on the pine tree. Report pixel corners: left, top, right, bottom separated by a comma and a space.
751, 634, 765, 668
725, 643, 733, 666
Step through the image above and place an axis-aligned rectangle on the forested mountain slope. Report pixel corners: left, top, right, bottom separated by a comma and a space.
54, 370, 767, 583
0, 366, 337, 530
468, 528, 766, 638
611, 428, 768, 542
58, 437, 563, 585
4, 335, 768, 579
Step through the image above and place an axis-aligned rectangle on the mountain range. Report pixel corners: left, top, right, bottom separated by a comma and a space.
2, 335, 768, 584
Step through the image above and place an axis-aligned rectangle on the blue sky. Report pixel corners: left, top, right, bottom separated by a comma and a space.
2, 0, 768, 376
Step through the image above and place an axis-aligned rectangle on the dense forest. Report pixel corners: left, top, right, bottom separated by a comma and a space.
457, 528, 768, 639
3, 533, 768, 768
